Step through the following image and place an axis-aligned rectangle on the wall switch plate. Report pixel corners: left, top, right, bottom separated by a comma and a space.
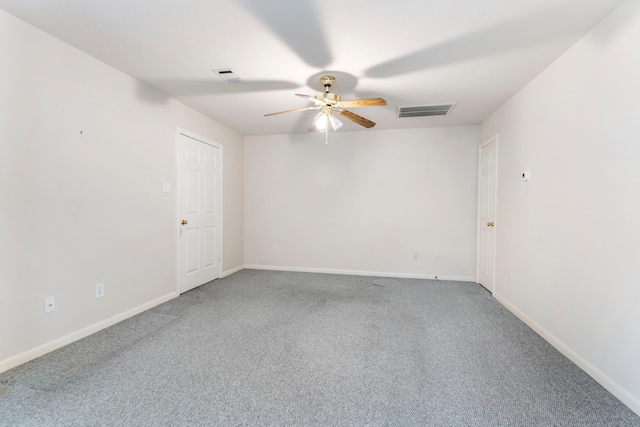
412, 252, 418, 261
95, 283, 105, 298
44, 296, 55, 313
162, 183, 171, 192
270, 246, 277, 254
522, 170, 531, 181
435, 254, 440, 261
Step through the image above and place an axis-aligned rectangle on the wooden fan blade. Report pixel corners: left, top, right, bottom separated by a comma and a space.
337, 109, 376, 128
264, 106, 319, 117
296, 94, 325, 105
338, 98, 387, 108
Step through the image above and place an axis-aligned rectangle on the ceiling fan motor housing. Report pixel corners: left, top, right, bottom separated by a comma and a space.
316, 92, 341, 105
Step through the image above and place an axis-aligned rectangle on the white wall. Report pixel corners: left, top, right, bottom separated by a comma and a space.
0, 10, 244, 369
244, 127, 479, 279
481, 0, 640, 413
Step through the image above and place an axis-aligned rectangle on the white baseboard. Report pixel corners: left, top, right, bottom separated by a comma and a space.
0, 292, 178, 374
221, 264, 244, 278
243, 264, 475, 282
494, 292, 640, 417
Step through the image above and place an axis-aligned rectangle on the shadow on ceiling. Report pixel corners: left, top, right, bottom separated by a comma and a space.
365, 4, 602, 78
136, 79, 301, 103
239, 0, 332, 68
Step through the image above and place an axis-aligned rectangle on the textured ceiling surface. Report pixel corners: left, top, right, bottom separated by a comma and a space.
0, 0, 625, 135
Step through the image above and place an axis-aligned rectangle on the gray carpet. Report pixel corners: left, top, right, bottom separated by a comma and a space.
1, 270, 638, 426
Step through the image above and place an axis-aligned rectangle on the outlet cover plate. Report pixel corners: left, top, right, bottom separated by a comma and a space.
95, 283, 105, 298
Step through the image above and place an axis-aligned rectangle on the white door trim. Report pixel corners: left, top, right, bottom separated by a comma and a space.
476, 134, 498, 293
175, 128, 223, 294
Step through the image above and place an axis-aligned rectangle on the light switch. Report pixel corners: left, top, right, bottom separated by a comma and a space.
162, 183, 171, 193
44, 296, 55, 313
522, 170, 531, 181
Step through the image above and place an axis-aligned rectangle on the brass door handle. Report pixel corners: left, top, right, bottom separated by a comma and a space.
487, 222, 494, 227
181, 220, 188, 225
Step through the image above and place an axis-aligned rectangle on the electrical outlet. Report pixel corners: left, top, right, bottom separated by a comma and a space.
95, 283, 104, 299
270, 246, 277, 254
44, 296, 55, 313
412, 252, 418, 261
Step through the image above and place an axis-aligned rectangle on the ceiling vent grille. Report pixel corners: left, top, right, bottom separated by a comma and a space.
213, 68, 243, 83
397, 103, 455, 118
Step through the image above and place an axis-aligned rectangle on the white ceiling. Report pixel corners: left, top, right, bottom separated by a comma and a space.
0, 0, 624, 136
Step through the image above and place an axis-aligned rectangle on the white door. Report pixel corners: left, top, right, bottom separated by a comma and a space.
178, 132, 222, 293
477, 135, 498, 292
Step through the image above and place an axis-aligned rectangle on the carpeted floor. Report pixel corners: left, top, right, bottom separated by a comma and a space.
1, 270, 638, 426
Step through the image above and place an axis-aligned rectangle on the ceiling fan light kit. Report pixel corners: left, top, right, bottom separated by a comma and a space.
265, 75, 386, 143
327, 115, 343, 131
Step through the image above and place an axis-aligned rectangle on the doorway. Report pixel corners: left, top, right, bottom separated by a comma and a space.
177, 130, 222, 293
477, 135, 498, 292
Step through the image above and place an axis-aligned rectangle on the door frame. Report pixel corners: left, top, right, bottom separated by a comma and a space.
475, 134, 498, 293
175, 128, 223, 294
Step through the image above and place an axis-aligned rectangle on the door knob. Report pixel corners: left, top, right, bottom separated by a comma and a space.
487, 222, 494, 227
181, 220, 188, 225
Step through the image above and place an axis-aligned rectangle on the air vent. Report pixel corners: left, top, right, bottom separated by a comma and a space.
397, 103, 456, 118
213, 68, 243, 83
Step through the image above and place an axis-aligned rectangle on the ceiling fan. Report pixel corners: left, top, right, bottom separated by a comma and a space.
265, 75, 387, 142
